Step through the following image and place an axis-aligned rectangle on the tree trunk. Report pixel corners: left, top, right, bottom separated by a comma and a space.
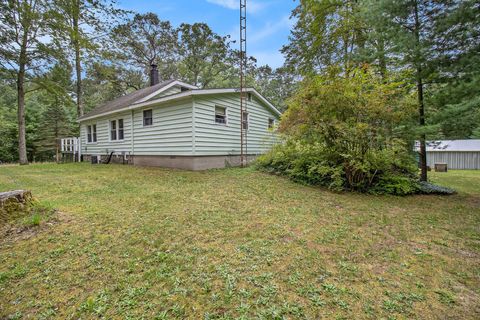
414, 0, 427, 181
17, 40, 28, 165
377, 38, 387, 80
417, 74, 427, 181
73, 0, 83, 117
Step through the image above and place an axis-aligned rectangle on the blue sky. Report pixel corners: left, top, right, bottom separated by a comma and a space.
118, 0, 297, 68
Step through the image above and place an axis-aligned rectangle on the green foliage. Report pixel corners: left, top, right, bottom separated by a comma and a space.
417, 182, 456, 195
253, 66, 297, 112
257, 68, 421, 195
23, 213, 42, 227
369, 175, 419, 196
111, 13, 178, 79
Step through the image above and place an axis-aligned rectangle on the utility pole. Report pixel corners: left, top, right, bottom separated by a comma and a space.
240, 0, 248, 167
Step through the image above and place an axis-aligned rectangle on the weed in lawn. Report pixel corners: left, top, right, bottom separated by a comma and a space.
22, 212, 41, 227
435, 290, 456, 305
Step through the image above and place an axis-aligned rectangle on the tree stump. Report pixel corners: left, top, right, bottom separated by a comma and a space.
0, 190, 33, 224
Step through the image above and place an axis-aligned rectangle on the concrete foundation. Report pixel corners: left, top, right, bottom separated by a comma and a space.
133, 155, 257, 170
83, 154, 257, 170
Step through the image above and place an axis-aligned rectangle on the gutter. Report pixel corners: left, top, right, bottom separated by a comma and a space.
77, 88, 282, 123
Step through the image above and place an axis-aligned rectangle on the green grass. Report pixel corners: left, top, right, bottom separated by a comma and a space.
0, 163, 479, 319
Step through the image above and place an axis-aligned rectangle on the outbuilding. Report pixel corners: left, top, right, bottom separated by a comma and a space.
425, 140, 480, 170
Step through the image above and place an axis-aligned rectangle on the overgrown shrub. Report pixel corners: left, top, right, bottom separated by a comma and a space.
257, 139, 420, 195
256, 68, 440, 195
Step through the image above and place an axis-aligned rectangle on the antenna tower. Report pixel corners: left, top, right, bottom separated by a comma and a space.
240, 0, 247, 167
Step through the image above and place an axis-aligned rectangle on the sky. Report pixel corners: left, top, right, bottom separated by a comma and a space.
118, 0, 297, 68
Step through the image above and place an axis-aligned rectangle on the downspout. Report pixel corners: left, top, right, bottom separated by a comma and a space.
192, 97, 196, 156
131, 110, 134, 163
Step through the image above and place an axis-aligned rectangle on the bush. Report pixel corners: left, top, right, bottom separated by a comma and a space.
369, 175, 419, 195
256, 68, 442, 196
256, 139, 420, 195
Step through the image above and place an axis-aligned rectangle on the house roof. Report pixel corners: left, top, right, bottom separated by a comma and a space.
78, 80, 197, 121
78, 81, 282, 122
424, 140, 480, 152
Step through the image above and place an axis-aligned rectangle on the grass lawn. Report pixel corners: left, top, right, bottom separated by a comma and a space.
0, 163, 479, 319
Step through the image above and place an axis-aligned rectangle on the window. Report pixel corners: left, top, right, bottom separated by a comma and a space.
87, 124, 97, 143
215, 106, 227, 124
242, 111, 249, 130
118, 119, 124, 140
143, 109, 153, 126
247, 92, 252, 102
110, 120, 117, 140
268, 118, 275, 129
87, 125, 92, 143
110, 119, 124, 141
92, 124, 97, 142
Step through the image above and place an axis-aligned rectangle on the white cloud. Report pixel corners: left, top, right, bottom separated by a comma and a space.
206, 0, 266, 14
250, 15, 292, 43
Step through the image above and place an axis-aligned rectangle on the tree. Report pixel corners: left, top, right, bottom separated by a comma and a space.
34, 63, 76, 159
427, 0, 480, 139
364, 0, 467, 181
0, 0, 53, 165
178, 23, 234, 88
282, 0, 365, 76
0, 75, 18, 163
253, 65, 298, 112
110, 12, 178, 81
82, 61, 146, 112
50, 0, 123, 117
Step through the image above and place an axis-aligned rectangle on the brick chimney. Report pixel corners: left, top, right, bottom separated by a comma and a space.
150, 64, 159, 86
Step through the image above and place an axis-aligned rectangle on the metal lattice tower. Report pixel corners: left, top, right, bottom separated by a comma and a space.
240, 0, 248, 167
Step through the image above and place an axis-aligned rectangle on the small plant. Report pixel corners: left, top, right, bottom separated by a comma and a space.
23, 213, 42, 227
435, 290, 456, 305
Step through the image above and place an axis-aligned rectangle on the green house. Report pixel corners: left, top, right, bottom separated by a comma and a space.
78, 75, 281, 170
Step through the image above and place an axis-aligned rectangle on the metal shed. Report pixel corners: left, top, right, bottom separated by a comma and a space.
425, 140, 480, 170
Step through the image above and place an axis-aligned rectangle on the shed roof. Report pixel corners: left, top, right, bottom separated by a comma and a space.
425, 140, 480, 152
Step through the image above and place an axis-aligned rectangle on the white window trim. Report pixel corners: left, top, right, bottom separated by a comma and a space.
214, 105, 228, 126
109, 118, 125, 142
86, 123, 98, 144
143, 109, 153, 127
242, 111, 250, 132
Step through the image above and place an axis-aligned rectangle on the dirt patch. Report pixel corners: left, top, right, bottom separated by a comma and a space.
0, 210, 67, 244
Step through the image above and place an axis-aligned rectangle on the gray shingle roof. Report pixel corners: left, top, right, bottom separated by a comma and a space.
426, 140, 480, 152
78, 79, 176, 120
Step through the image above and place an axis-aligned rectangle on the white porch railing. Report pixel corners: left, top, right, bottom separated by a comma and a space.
60, 137, 81, 162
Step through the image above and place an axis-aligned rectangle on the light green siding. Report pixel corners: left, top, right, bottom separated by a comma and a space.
132, 100, 193, 155
80, 111, 132, 155
193, 93, 279, 156
80, 99, 194, 156
80, 92, 279, 157
152, 85, 182, 99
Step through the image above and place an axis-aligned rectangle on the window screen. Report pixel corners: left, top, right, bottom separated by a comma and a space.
215, 106, 227, 124
143, 109, 153, 126
118, 119, 124, 140
110, 120, 117, 140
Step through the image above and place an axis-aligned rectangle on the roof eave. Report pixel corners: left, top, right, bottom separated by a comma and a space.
77, 87, 282, 123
